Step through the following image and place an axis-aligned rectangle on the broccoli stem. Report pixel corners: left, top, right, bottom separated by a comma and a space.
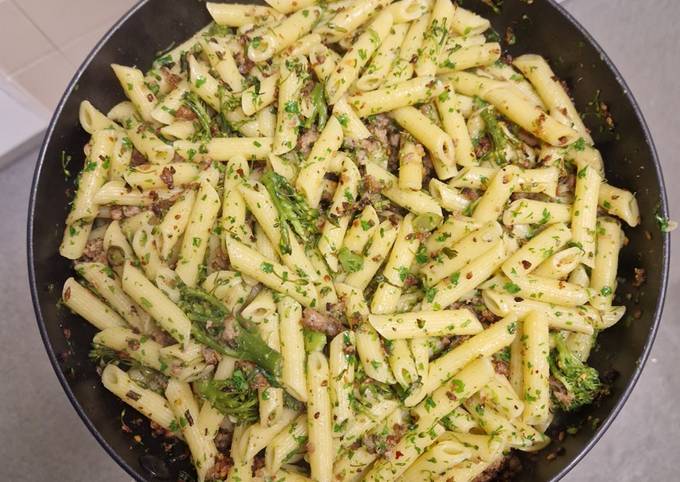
182, 91, 212, 141
261, 170, 319, 255
304, 83, 328, 130
180, 287, 282, 381
195, 369, 259, 423
479, 106, 507, 166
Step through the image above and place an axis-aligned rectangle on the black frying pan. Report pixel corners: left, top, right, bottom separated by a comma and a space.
27, 0, 670, 480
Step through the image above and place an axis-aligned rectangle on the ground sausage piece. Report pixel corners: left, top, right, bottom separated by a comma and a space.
160, 166, 175, 189
82, 238, 107, 263
174, 105, 197, 121
302, 308, 344, 337
207, 453, 232, 481
550, 376, 574, 408
202, 347, 220, 366
130, 149, 147, 167
493, 359, 510, 377
160, 67, 182, 89
363, 174, 382, 194
297, 127, 319, 157
470, 454, 522, 482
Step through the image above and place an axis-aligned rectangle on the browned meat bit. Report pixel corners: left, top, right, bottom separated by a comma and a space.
557, 174, 576, 197
160, 66, 182, 89
461, 187, 480, 202
493, 358, 510, 377
367, 114, 391, 147
211, 248, 230, 271
302, 308, 344, 336
127, 338, 141, 351
106, 205, 142, 222
250, 372, 269, 390
174, 105, 197, 121
297, 127, 319, 157
214, 429, 233, 453
545, 446, 566, 461
82, 237, 107, 263
326, 300, 346, 321
160, 166, 176, 189
363, 174, 382, 194
234, 38, 255, 74
516, 129, 540, 148
151, 198, 174, 218
347, 311, 363, 329
207, 453, 233, 481
221, 316, 238, 342
385, 423, 407, 449
421, 152, 435, 182
252, 456, 265, 476
470, 454, 522, 482
550, 376, 574, 409
131, 148, 147, 167
475, 135, 492, 159
632, 267, 646, 288
202, 347, 220, 366
389, 132, 401, 148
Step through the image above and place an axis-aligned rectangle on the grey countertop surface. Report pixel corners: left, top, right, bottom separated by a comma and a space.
1, 0, 677, 480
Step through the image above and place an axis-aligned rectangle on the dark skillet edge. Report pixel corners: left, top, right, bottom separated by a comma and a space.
544, 0, 671, 480
26, 2, 149, 481
25, 1, 670, 481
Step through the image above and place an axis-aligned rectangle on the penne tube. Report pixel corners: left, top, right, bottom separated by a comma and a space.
123, 163, 199, 190
356, 23, 409, 92
532, 246, 583, 279
571, 163, 602, 267
102, 365, 177, 433
409, 316, 517, 406
62, 277, 126, 330
503, 199, 572, 226
226, 237, 318, 307
365, 161, 443, 216
385, 14, 429, 86
421, 238, 507, 311
590, 217, 623, 310
513, 54, 592, 142
521, 311, 551, 426
391, 105, 456, 177
599, 183, 640, 227
207, 2, 281, 27
502, 223, 572, 277
369, 309, 482, 339
482, 288, 597, 334
349, 76, 444, 117
421, 221, 502, 286
306, 352, 333, 482
325, 10, 394, 104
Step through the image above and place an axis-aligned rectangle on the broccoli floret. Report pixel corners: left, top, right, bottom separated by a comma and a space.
261, 170, 320, 255
549, 335, 602, 411
478, 103, 508, 166
178, 286, 282, 382
195, 368, 259, 424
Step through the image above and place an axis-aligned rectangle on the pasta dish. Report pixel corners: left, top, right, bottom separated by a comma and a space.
58, 0, 641, 480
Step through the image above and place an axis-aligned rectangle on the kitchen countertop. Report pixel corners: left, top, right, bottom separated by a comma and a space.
1, 0, 677, 480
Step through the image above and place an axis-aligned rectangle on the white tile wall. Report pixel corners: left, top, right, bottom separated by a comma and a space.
0, 0, 137, 167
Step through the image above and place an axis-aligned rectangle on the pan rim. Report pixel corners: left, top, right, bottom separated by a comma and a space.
26, 1, 670, 481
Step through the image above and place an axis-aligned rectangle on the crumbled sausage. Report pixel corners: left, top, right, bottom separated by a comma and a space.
302, 308, 344, 337
81, 237, 107, 263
